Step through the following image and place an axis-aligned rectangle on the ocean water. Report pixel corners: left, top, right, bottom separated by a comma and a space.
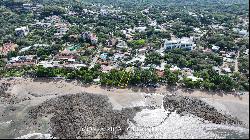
16, 133, 53, 139
8, 108, 249, 139
119, 108, 249, 139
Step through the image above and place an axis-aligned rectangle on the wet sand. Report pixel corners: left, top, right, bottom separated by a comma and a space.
0, 77, 249, 139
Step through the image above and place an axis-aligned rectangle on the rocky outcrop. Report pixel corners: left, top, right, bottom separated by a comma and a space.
163, 95, 244, 126
0, 82, 11, 98
28, 93, 141, 139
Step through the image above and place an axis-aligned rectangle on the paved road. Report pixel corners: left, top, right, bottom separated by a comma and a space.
89, 44, 102, 69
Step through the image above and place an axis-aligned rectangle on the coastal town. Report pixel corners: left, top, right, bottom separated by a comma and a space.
0, 0, 249, 92
0, 0, 249, 139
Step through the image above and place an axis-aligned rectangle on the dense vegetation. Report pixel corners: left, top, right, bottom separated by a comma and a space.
0, 0, 249, 92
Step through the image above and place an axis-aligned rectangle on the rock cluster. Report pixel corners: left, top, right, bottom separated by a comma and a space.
28, 93, 141, 139
0, 82, 10, 97
163, 95, 244, 126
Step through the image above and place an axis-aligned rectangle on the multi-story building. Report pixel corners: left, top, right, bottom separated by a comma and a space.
164, 37, 194, 51
82, 32, 98, 45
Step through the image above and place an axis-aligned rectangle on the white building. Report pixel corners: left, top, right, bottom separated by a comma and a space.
134, 27, 147, 32
233, 28, 249, 37
15, 26, 29, 37
116, 40, 128, 49
186, 75, 203, 82
164, 37, 195, 51
212, 45, 220, 52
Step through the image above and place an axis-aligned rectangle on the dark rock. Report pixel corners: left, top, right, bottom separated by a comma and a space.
28, 93, 140, 139
163, 95, 244, 126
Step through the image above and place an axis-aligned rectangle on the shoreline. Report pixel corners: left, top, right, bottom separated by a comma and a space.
1, 77, 248, 104
0, 77, 249, 138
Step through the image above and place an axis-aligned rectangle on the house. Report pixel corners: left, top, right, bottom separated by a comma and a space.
23, 3, 32, 10
226, 52, 236, 58
212, 45, 220, 52
203, 48, 212, 53
107, 38, 118, 47
6, 55, 36, 68
138, 48, 147, 54
134, 26, 147, 32
82, 32, 98, 45
101, 65, 113, 73
243, 49, 249, 55
212, 66, 220, 73
93, 78, 101, 83
156, 70, 165, 77
54, 54, 76, 61
102, 47, 112, 52
164, 37, 195, 51
88, 46, 96, 49
33, 44, 50, 48
45, 15, 61, 23
170, 66, 181, 72
9, 55, 34, 63
37, 61, 54, 68
100, 53, 109, 60
19, 46, 32, 53
100, 9, 108, 16
224, 58, 234, 63
222, 67, 232, 73
15, 26, 29, 37
182, 67, 193, 75
219, 51, 226, 56
126, 55, 146, 65
6, 61, 35, 68
54, 23, 69, 38
116, 40, 128, 49
156, 62, 167, 71
149, 20, 157, 27
233, 28, 249, 37
90, 34, 98, 45
32, 21, 51, 28
22, 3, 43, 11
186, 75, 203, 82
64, 63, 87, 69
0, 43, 18, 56
239, 30, 249, 37
113, 53, 125, 61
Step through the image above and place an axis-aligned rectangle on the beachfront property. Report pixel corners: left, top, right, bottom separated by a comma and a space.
6, 55, 36, 68
186, 75, 203, 82
164, 37, 195, 51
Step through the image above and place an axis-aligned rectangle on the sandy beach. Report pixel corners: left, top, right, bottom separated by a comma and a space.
0, 77, 249, 139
